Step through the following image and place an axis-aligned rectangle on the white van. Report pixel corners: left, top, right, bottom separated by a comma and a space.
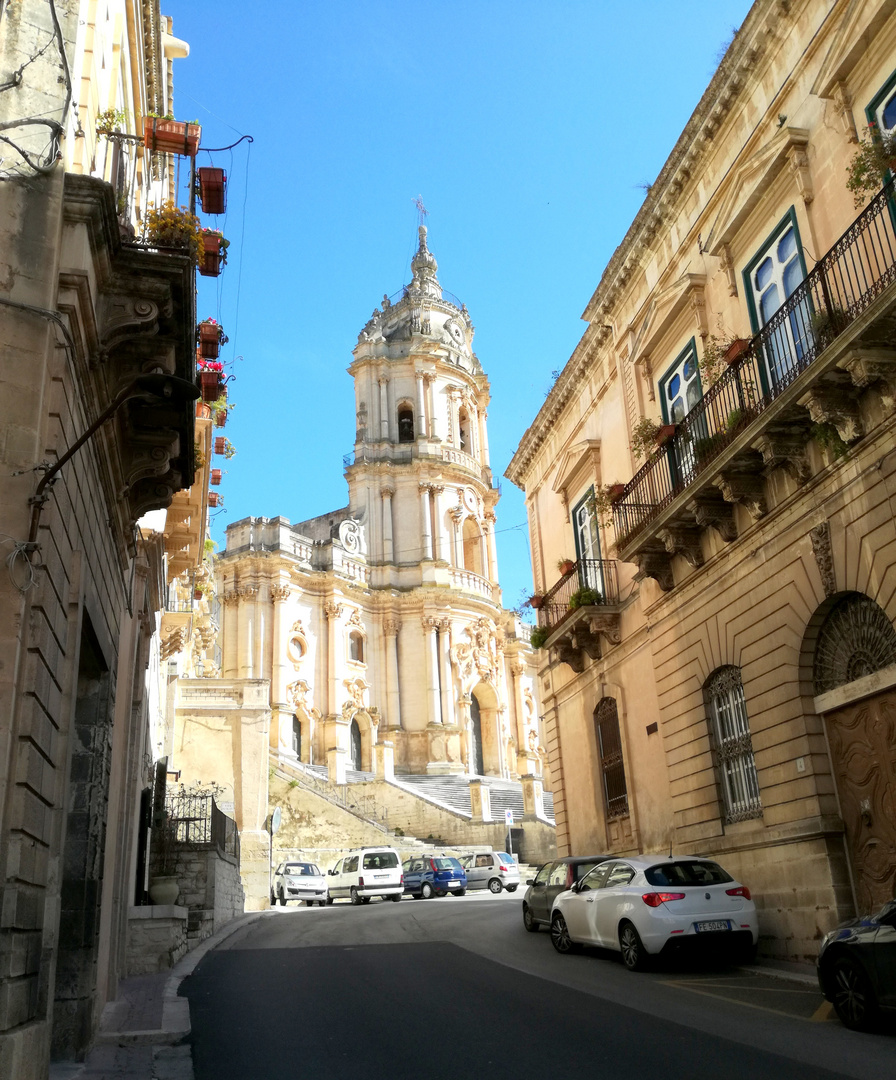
327, 847, 404, 904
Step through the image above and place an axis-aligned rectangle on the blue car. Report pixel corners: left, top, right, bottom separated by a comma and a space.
402, 855, 467, 898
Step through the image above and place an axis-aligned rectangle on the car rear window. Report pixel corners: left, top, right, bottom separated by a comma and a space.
497, 853, 515, 866
363, 852, 399, 869
645, 860, 733, 887
432, 858, 458, 869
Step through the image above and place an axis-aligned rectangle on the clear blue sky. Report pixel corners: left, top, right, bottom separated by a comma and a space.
172, 0, 753, 612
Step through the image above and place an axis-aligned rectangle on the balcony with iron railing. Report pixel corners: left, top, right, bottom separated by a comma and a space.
532, 559, 621, 672
611, 179, 896, 590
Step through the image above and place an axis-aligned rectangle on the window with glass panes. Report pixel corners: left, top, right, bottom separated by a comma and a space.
572, 489, 604, 594
744, 210, 810, 391
659, 339, 702, 426
594, 697, 628, 819
704, 666, 762, 824
867, 70, 896, 141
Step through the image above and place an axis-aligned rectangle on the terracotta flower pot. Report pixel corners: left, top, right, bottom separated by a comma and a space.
214, 436, 226, 455
199, 232, 225, 278
529, 595, 545, 609
558, 560, 576, 577
198, 166, 227, 214
607, 483, 627, 502
654, 424, 677, 447
208, 492, 220, 507
214, 409, 227, 428
143, 117, 200, 156
210, 469, 222, 486
199, 371, 221, 401
724, 338, 750, 365
198, 322, 221, 359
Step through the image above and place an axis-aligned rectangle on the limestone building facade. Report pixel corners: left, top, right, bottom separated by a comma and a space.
506, 0, 896, 961
199, 229, 544, 880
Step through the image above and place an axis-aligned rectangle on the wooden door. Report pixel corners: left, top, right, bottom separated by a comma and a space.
824, 691, 896, 913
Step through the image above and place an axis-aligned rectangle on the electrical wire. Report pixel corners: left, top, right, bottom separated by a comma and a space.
0, 534, 39, 592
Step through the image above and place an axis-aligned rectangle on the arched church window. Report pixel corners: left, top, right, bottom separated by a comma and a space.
813, 592, 896, 695
291, 716, 301, 759
398, 406, 414, 443
349, 631, 364, 664
462, 518, 483, 576
704, 666, 761, 823
458, 408, 469, 451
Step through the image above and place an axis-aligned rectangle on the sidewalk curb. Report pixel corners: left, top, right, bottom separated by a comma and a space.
742, 961, 818, 986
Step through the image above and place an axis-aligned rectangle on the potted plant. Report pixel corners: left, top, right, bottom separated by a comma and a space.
199, 229, 229, 277
654, 424, 677, 447
529, 625, 550, 650
810, 305, 849, 349
210, 468, 222, 486
723, 337, 750, 364
148, 812, 181, 905
528, 594, 545, 610
197, 359, 224, 401
208, 492, 222, 508
630, 416, 661, 460
96, 107, 126, 136
198, 319, 227, 358
557, 557, 576, 577
213, 437, 237, 459
143, 201, 203, 265
568, 586, 602, 610
210, 396, 232, 428
846, 121, 896, 208
197, 166, 227, 214
143, 114, 201, 156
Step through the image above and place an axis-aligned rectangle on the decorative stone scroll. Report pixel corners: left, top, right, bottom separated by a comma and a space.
809, 521, 836, 598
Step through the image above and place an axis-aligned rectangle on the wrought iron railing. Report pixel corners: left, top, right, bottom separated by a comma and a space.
613, 178, 896, 546
536, 559, 619, 632
386, 286, 464, 310
166, 793, 240, 860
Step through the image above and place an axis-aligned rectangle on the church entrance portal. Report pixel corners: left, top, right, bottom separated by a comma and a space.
350, 719, 362, 771
470, 693, 484, 776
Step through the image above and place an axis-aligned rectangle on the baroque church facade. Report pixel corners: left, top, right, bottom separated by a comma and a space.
217, 227, 544, 791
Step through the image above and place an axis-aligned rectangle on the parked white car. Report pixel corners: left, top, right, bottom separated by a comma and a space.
458, 851, 520, 893
327, 847, 404, 904
271, 861, 328, 907
550, 855, 758, 969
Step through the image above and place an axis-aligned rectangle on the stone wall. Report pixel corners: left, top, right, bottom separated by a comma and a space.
126, 909, 187, 977
175, 847, 245, 946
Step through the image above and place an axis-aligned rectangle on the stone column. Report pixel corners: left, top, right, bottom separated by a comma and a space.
241, 587, 258, 678
425, 373, 437, 439
479, 408, 491, 468
484, 512, 498, 583
328, 745, 347, 786
325, 601, 342, 717
468, 401, 479, 458
222, 590, 240, 677
521, 774, 545, 819
384, 617, 402, 729
424, 616, 442, 724
419, 484, 433, 560
438, 618, 454, 728
469, 779, 492, 822
373, 740, 394, 780
415, 370, 427, 441
271, 583, 291, 754
378, 375, 390, 439
381, 487, 394, 563
450, 506, 463, 568
430, 485, 444, 561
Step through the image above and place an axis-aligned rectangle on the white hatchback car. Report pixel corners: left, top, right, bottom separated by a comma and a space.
271, 861, 328, 907
550, 854, 758, 969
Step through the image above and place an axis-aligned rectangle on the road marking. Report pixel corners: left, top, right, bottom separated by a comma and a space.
811, 1000, 835, 1022
659, 979, 821, 1021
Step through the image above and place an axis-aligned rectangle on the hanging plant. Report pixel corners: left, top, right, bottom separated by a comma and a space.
846, 122, 896, 208
630, 416, 661, 460
96, 107, 127, 135
143, 202, 203, 266
530, 626, 550, 650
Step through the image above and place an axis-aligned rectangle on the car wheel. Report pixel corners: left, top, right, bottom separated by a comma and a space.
550, 913, 576, 954
420, 882, 434, 900
350, 887, 362, 906
619, 921, 650, 971
523, 903, 539, 933
831, 956, 880, 1031
361, 896, 371, 904
456, 888, 466, 896
318, 901, 326, 907
304, 900, 314, 907
325, 897, 334, 906
390, 893, 401, 902
488, 878, 503, 894
506, 885, 518, 893
270, 892, 276, 907
278, 891, 287, 907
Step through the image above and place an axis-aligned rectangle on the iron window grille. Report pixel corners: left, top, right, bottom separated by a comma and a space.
595, 697, 629, 820
705, 666, 762, 824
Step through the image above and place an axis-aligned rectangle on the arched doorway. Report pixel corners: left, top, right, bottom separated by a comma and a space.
470, 693, 484, 776
809, 592, 896, 912
350, 719, 362, 771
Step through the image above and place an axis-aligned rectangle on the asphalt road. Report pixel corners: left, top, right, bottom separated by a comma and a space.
182, 891, 894, 1080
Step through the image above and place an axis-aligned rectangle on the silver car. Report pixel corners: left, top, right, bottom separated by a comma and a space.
271, 860, 328, 907
458, 851, 520, 893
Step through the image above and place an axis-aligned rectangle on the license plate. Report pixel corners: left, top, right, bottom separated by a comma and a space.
695, 920, 730, 932
447, 881, 460, 888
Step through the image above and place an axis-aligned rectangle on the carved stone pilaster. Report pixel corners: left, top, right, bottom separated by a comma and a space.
753, 430, 811, 485
325, 601, 343, 621
831, 81, 859, 143
719, 244, 738, 297
223, 591, 241, 605
714, 472, 767, 520
798, 387, 864, 443
838, 349, 896, 414
271, 585, 290, 602
631, 550, 675, 592
383, 617, 401, 636
688, 495, 737, 542
809, 521, 836, 598
788, 145, 813, 205
657, 525, 704, 568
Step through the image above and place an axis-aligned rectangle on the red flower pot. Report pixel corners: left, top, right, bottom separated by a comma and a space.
654, 424, 677, 447
208, 492, 220, 507
199, 232, 225, 278
529, 595, 545, 609
215, 409, 227, 428
607, 483, 627, 503
214, 437, 226, 455
199, 371, 221, 402
198, 167, 227, 214
210, 469, 222, 486
558, 560, 576, 577
198, 322, 221, 359
143, 117, 200, 156
724, 338, 750, 365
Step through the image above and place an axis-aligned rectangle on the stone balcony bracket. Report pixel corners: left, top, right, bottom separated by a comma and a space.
543, 605, 622, 673
797, 386, 865, 444
836, 348, 896, 416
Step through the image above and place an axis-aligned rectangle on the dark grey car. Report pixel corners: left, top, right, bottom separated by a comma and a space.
817, 897, 896, 1031
522, 855, 613, 932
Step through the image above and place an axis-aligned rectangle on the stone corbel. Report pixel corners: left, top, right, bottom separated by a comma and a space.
838, 349, 896, 414
753, 430, 811, 485
631, 549, 675, 592
657, 525, 704, 568
687, 494, 738, 542
98, 296, 160, 351
641, 355, 656, 402
719, 244, 738, 297
689, 284, 709, 340
831, 82, 859, 143
798, 387, 864, 443
714, 471, 767, 520
788, 145, 813, 205
587, 612, 621, 647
